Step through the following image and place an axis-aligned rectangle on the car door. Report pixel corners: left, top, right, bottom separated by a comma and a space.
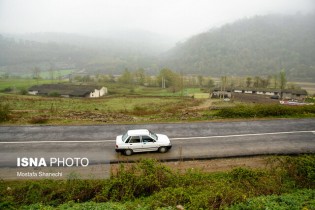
141, 135, 158, 152
126, 136, 142, 152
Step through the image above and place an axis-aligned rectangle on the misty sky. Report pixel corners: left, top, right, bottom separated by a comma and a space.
0, 0, 314, 40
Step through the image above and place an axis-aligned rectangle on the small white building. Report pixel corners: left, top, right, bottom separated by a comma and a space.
89, 87, 108, 98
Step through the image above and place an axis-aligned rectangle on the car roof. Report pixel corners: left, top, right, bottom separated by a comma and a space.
127, 129, 150, 136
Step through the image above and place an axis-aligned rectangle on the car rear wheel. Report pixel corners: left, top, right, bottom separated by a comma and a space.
158, 147, 168, 153
124, 149, 133, 156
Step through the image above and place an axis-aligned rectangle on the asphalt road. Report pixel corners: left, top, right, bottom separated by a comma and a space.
1, 118, 315, 168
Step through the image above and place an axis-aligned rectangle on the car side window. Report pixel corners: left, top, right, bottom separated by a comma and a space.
142, 135, 155, 143
129, 136, 141, 143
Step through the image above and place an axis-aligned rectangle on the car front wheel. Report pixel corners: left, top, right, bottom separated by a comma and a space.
158, 147, 168, 153
124, 149, 133, 156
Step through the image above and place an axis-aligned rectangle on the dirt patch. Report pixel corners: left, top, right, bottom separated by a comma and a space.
189, 99, 213, 111
232, 93, 279, 104
60, 111, 135, 123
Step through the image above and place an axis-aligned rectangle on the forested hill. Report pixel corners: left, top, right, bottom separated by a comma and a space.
162, 14, 315, 80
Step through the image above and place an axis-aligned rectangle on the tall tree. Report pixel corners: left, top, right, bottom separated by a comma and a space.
279, 70, 287, 99
157, 68, 180, 92
273, 74, 278, 88
134, 68, 146, 85
32, 67, 41, 79
32, 66, 41, 84
246, 77, 252, 88
253, 76, 260, 88
197, 75, 203, 87
207, 78, 215, 89
119, 69, 133, 84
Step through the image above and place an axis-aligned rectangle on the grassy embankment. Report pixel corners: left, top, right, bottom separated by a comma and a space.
1, 155, 314, 209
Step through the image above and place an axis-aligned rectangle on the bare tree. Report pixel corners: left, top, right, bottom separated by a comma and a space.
33, 67, 41, 84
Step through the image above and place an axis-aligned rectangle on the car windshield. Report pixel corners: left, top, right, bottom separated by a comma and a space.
122, 132, 129, 142
149, 131, 158, 141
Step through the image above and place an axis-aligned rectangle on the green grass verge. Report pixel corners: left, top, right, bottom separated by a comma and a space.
213, 104, 315, 118
1, 155, 315, 209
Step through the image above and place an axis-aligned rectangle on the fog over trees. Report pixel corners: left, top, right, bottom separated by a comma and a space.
0, 13, 314, 80
163, 14, 315, 80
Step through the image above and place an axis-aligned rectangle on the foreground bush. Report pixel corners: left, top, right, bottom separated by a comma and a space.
1, 156, 315, 209
227, 189, 315, 210
20, 189, 315, 210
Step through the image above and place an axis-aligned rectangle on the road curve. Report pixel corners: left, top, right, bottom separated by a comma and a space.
0, 118, 315, 167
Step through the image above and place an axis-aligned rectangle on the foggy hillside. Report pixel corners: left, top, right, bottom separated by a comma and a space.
162, 14, 315, 80
1, 14, 315, 80
11, 30, 176, 54
0, 31, 175, 75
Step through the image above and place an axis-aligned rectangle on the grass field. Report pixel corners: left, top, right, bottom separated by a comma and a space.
2, 94, 181, 112
0, 78, 64, 92
0, 93, 202, 124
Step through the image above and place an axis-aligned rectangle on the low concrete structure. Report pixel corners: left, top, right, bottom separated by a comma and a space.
212, 87, 307, 100
281, 89, 308, 101
212, 88, 233, 98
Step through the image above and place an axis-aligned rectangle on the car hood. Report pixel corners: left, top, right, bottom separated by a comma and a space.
116, 135, 123, 145
157, 134, 171, 144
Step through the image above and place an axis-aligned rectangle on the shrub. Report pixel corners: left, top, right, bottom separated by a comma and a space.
0, 103, 11, 122
20, 88, 28, 95
48, 92, 60, 97
280, 155, 315, 188
29, 116, 49, 124
106, 159, 173, 201
3, 87, 13, 92
305, 97, 315, 103
227, 189, 315, 210
131, 105, 159, 115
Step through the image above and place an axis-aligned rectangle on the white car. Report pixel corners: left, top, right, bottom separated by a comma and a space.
115, 129, 172, 156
